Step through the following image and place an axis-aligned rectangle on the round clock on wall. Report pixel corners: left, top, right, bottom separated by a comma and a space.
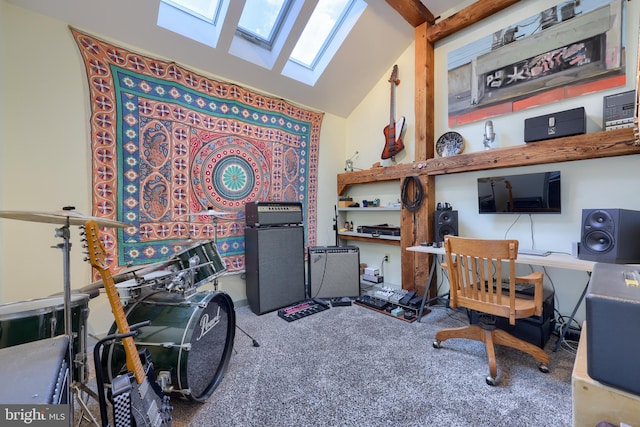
436, 131, 464, 157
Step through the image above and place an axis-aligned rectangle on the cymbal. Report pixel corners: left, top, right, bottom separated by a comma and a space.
0, 210, 129, 228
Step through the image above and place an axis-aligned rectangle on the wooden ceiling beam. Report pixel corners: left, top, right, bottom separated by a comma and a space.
426, 0, 521, 43
385, 0, 435, 28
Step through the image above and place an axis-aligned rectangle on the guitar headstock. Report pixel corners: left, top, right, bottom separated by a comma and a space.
388, 64, 400, 86
84, 220, 108, 272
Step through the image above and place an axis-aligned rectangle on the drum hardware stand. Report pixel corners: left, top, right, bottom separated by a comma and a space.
52, 209, 101, 427
71, 382, 102, 427
235, 324, 260, 347
191, 208, 259, 346
52, 209, 77, 424
211, 212, 221, 291
204, 209, 259, 346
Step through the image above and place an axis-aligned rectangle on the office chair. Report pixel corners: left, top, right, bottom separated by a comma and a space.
433, 236, 550, 385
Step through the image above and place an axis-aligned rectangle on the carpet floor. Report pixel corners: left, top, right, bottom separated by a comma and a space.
76, 300, 577, 426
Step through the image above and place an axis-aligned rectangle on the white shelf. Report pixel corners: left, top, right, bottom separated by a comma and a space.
338, 231, 400, 241
338, 207, 400, 212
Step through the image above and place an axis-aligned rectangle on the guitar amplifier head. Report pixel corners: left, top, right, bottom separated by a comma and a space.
245, 202, 303, 227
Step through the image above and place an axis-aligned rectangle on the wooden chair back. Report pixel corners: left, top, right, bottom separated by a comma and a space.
443, 236, 543, 325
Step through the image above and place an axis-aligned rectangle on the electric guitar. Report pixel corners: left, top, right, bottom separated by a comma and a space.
381, 64, 406, 159
84, 220, 172, 427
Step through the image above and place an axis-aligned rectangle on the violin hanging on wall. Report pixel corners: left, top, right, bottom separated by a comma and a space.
381, 64, 406, 159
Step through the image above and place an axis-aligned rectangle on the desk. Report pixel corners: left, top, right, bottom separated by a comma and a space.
407, 245, 595, 351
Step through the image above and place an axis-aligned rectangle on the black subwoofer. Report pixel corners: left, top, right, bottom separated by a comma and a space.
435, 209, 458, 243
579, 208, 640, 263
245, 226, 306, 314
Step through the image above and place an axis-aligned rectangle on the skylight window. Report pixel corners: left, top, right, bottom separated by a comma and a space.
158, 0, 230, 48
237, 0, 292, 49
290, 0, 352, 68
163, 0, 221, 23
158, 0, 366, 86
282, 0, 366, 86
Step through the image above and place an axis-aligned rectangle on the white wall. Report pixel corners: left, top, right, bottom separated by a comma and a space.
0, 2, 346, 337
345, 0, 640, 324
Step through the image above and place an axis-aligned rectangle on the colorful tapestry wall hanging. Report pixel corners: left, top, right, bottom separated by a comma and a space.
71, 28, 323, 275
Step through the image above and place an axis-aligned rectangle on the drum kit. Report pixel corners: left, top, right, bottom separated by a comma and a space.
0, 207, 246, 424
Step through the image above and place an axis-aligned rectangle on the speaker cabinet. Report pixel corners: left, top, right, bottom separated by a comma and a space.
587, 262, 640, 394
435, 209, 458, 243
245, 226, 306, 314
579, 208, 640, 264
308, 246, 360, 299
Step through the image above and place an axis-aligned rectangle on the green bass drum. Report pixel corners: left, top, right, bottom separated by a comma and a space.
102, 290, 235, 402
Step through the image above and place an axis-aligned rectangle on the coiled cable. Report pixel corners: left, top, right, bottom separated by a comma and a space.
401, 175, 423, 212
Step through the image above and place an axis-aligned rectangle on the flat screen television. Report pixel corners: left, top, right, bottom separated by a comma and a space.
478, 171, 561, 214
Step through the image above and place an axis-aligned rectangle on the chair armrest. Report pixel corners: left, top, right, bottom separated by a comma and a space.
515, 271, 543, 285
515, 272, 544, 316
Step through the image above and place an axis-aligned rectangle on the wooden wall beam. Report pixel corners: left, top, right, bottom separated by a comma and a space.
385, 0, 435, 28
400, 21, 435, 294
337, 128, 640, 192
425, 128, 640, 175
426, 0, 521, 43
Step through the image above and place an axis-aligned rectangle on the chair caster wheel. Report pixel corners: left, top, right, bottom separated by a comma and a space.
433, 341, 442, 349
538, 363, 549, 373
486, 376, 497, 386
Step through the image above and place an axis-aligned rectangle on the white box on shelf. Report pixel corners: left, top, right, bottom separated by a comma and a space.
364, 267, 379, 276
362, 274, 383, 283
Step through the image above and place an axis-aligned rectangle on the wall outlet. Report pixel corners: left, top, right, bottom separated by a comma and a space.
384, 254, 390, 262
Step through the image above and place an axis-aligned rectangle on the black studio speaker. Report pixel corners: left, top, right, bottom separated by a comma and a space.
308, 246, 360, 299
579, 208, 640, 264
435, 210, 458, 243
245, 226, 306, 314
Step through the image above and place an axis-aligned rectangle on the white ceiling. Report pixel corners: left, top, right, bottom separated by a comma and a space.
7, 0, 470, 117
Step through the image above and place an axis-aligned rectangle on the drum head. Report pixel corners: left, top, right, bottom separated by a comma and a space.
104, 290, 235, 402
183, 291, 235, 401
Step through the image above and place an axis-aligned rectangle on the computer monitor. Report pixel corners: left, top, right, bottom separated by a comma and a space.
478, 171, 561, 214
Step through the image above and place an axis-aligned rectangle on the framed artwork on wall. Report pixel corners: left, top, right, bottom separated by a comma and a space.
447, 0, 626, 126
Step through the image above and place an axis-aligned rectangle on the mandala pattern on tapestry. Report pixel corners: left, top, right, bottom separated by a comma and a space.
72, 29, 322, 275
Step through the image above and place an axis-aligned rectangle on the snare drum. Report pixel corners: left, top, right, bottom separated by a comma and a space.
0, 293, 90, 383
103, 290, 235, 402
174, 241, 226, 287
115, 279, 140, 306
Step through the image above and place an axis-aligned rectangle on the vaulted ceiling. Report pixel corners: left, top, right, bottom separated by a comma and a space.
6, 0, 471, 117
